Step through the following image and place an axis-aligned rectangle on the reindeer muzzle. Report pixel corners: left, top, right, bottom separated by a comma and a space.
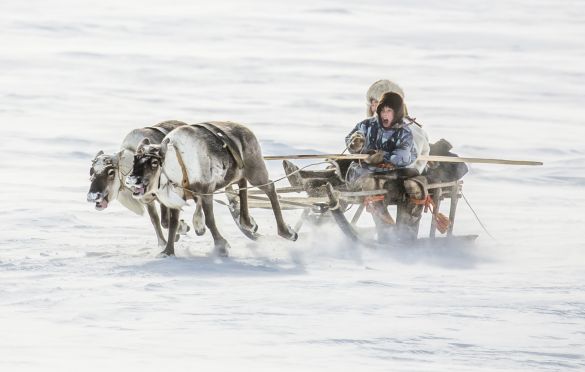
87, 192, 109, 210
125, 176, 146, 197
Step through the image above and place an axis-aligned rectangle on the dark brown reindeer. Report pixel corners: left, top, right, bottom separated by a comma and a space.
87, 120, 204, 247
125, 121, 298, 257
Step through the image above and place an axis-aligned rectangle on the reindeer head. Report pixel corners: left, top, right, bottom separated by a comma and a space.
87, 150, 121, 210
125, 138, 167, 198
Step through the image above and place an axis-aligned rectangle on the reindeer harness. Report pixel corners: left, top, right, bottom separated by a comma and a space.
171, 122, 245, 199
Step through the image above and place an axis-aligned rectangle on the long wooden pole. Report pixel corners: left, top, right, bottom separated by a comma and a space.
418, 155, 542, 166
263, 153, 543, 166
263, 154, 368, 161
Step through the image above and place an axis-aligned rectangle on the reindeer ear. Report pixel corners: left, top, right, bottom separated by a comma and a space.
94, 150, 104, 159
160, 138, 170, 158
136, 138, 150, 153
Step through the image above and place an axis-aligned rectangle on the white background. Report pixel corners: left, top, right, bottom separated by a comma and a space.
1, 0, 584, 370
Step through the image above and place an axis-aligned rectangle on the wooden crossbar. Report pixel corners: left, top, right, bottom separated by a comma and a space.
263, 153, 542, 166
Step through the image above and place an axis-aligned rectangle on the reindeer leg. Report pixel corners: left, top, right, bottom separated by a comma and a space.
147, 202, 167, 247
201, 194, 230, 257
160, 208, 180, 256
247, 171, 297, 242
160, 204, 170, 229
162, 203, 189, 239
192, 196, 206, 236
238, 178, 258, 233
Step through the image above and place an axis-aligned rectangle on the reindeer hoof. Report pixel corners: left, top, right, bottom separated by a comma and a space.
214, 241, 230, 257
157, 239, 167, 248
279, 225, 298, 242
241, 220, 258, 234
158, 249, 175, 257
193, 219, 206, 236
178, 220, 190, 235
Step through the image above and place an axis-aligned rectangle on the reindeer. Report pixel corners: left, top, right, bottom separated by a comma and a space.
87, 120, 205, 247
125, 121, 298, 257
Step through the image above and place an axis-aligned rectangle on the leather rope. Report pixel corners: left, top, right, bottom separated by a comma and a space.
410, 195, 450, 234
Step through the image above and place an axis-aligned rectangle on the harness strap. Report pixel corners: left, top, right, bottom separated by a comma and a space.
163, 123, 244, 200
115, 149, 130, 194
172, 145, 191, 200
190, 122, 245, 169
144, 126, 171, 137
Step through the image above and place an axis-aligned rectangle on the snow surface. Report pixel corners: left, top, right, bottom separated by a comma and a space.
1, 0, 584, 370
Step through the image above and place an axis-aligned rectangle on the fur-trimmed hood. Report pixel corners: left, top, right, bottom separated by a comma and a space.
366, 79, 406, 117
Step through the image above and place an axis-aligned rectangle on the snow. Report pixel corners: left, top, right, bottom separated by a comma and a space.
1, 0, 585, 370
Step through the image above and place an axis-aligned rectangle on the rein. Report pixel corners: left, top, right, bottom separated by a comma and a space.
161, 160, 334, 198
